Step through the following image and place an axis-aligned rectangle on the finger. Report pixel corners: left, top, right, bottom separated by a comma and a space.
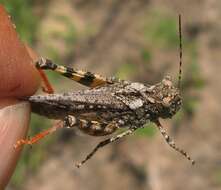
0, 5, 40, 99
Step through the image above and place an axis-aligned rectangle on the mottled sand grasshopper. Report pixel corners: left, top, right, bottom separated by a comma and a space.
14, 15, 195, 168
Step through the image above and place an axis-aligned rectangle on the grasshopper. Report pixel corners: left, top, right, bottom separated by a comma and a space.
14, 15, 195, 168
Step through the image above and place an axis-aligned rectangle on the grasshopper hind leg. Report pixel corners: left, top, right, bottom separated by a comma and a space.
77, 119, 119, 136
14, 116, 76, 149
36, 57, 114, 88
37, 66, 54, 94
14, 120, 64, 149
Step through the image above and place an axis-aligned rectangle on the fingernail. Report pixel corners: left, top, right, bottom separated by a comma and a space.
0, 102, 30, 188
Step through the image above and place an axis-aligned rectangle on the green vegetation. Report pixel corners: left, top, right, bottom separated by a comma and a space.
54, 14, 78, 47
116, 61, 138, 79
215, 167, 221, 185
48, 14, 78, 54
144, 12, 178, 48
141, 49, 152, 63
135, 123, 157, 137
1, 0, 38, 43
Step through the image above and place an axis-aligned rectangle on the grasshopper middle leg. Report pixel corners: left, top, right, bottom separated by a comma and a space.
154, 120, 195, 165
75, 126, 139, 168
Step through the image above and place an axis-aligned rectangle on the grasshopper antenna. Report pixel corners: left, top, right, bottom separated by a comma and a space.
178, 14, 182, 90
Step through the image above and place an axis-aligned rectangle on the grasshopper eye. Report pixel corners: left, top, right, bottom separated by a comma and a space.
162, 76, 173, 87
162, 96, 171, 107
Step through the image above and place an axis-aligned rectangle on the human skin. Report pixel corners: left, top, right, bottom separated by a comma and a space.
0, 5, 40, 188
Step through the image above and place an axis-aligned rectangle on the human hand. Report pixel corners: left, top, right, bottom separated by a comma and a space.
0, 6, 40, 188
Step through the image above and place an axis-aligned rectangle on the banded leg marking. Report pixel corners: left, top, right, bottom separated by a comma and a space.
63, 115, 118, 136
78, 119, 118, 136
75, 127, 138, 168
155, 120, 195, 165
36, 57, 112, 88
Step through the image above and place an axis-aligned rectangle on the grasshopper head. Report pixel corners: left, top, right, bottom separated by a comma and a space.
150, 76, 182, 119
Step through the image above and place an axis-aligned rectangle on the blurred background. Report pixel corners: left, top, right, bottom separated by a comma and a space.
2, 0, 221, 189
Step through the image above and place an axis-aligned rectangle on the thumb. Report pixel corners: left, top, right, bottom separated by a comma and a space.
0, 102, 30, 188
